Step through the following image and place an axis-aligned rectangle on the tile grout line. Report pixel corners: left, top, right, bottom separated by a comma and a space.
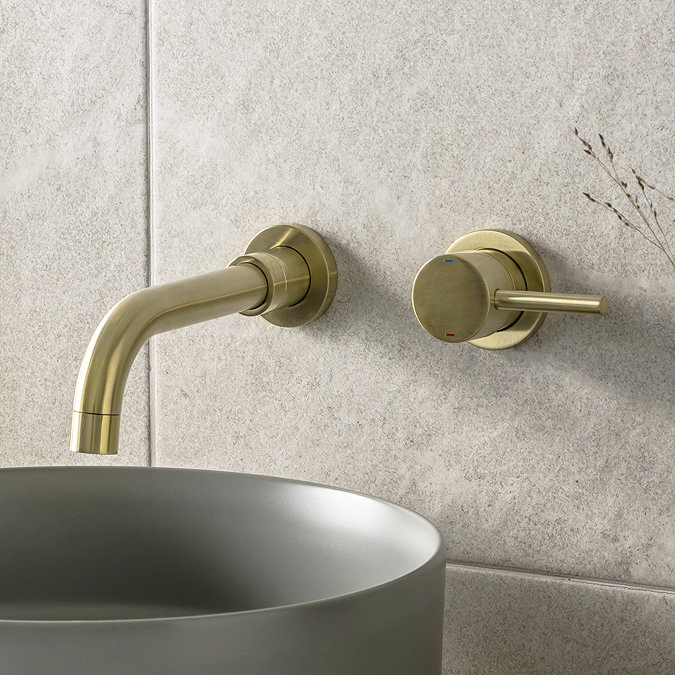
446, 559, 675, 595
145, 0, 157, 468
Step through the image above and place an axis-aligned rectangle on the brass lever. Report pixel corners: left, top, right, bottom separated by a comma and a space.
493, 290, 608, 315
412, 230, 609, 350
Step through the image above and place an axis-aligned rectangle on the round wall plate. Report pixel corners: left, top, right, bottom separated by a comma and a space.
447, 230, 551, 350
244, 224, 338, 327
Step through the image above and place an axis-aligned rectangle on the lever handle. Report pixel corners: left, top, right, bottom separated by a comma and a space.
493, 290, 608, 315
412, 230, 609, 350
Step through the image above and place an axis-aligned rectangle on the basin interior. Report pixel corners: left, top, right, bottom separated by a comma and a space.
0, 467, 441, 621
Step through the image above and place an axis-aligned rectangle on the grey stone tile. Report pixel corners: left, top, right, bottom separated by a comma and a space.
0, 1, 149, 466
152, 0, 675, 585
443, 564, 675, 674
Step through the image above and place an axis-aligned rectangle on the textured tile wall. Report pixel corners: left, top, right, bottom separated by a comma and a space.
151, 0, 675, 669
0, 1, 149, 466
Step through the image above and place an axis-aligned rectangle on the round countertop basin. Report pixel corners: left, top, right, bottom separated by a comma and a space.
0, 466, 445, 674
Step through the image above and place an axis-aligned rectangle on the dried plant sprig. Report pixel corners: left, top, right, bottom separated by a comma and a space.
574, 128, 675, 271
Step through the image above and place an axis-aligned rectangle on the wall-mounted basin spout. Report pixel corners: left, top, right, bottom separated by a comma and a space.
71, 224, 337, 455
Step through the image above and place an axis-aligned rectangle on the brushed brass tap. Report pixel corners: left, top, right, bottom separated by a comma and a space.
71, 224, 337, 454
412, 230, 608, 349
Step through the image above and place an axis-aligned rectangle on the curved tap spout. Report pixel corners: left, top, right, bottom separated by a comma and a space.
71, 224, 337, 455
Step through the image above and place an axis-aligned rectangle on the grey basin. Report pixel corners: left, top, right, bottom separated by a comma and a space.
0, 467, 445, 674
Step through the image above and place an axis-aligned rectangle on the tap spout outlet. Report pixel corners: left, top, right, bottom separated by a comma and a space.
71, 224, 337, 454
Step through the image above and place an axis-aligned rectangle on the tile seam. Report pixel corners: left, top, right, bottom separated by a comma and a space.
145, 0, 157, 467
446, 560, 675, 595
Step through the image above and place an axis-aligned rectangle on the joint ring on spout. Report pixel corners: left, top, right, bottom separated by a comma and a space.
231, 248, 310, 316
232, 223, 338, 327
